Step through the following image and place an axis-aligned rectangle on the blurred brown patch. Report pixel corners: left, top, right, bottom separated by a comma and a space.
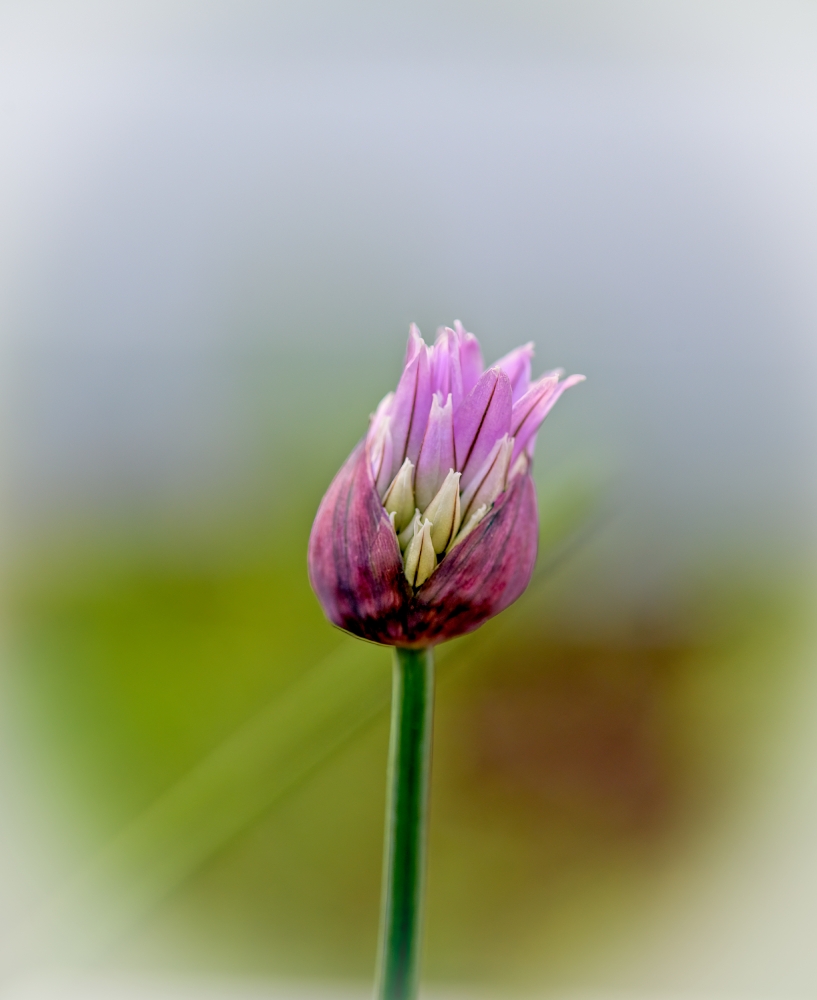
454, 634, 692, 839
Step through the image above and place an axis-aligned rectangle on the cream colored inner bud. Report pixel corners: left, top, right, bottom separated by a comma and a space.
404, 518, 436, 588
383, 458, 415, 531
448, 503, 488, 551
397, 508, 421, 552
420, 469, 461, 554
383, 446, 508, 581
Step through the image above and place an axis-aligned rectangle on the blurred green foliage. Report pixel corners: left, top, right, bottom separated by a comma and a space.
2, 465, 807, 990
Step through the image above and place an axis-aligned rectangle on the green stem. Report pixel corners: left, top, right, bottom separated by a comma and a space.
374, 646, 435, 1000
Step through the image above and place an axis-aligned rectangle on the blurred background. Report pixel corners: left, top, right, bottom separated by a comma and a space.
1, 1, 816, 997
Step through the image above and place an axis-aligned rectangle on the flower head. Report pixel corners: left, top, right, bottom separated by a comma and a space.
308, 322, 584, 647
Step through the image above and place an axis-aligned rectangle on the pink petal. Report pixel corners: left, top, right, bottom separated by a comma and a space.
493, 342, 534, 403
454, 367, 513, 490
428, 338, 449, 397
430, 327, 464, 409
367, 420, 394, 498
389, 340, 433, 478
454, 320, 484, 396
415, 393, 455, 512
510, 373, 585, 465
307, 442, 411, 645
366, 391, 394, 495
370, 390, 394, 429
459, 434, 513, 524
404, 322, 424, 368
406, 471, 539, 645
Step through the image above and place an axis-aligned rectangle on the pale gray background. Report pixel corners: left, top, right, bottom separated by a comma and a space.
1, 2, 817, 995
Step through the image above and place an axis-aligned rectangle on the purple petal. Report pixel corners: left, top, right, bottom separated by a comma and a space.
404, 322, 424, 368
389, 340, 433, 477
367, 391, 394, 495
511, 373, 585, 465
370, 390, 394, 429
459, 434, 512, 524
406, 471, 539, 645
307, 442, 412, 644
454, 367, 513, 490
415, 393, 455, 511
454, 320, 484, 395
430, 327, 464, 408
428, 338, 450, 397
367, 419, 394, 498
493, 342, 534, 403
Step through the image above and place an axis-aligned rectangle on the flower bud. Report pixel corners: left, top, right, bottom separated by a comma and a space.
397, 508, 421, 551
307, 321, 584, 646
404, 518, 436, 588
420, 469, 461, 554
382, 458, 415, 531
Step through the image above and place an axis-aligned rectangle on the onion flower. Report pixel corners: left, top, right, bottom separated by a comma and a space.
308, 321, 584, 1000
308, 321, 584, 647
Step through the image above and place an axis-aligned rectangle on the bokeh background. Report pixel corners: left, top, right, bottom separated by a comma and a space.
1, 2, 816, 997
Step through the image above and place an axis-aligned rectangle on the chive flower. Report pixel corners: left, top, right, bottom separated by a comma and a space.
308, 321, 584, 647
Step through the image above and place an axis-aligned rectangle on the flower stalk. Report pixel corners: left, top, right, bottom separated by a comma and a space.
307, 320, 585, 997
375, 646, 435, 1000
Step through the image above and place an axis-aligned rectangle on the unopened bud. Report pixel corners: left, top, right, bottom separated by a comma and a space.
308, 321, 584, 647
404, 518, 436, 588
383, 458, 415, 531
421, 469, 461, 554
397, 508, 421, 551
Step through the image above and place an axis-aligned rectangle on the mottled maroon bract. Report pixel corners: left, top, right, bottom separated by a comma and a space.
308, 441, 539, 646
308, 442, 410, 645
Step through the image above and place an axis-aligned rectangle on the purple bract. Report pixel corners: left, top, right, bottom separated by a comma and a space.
308, 321, 584, 647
